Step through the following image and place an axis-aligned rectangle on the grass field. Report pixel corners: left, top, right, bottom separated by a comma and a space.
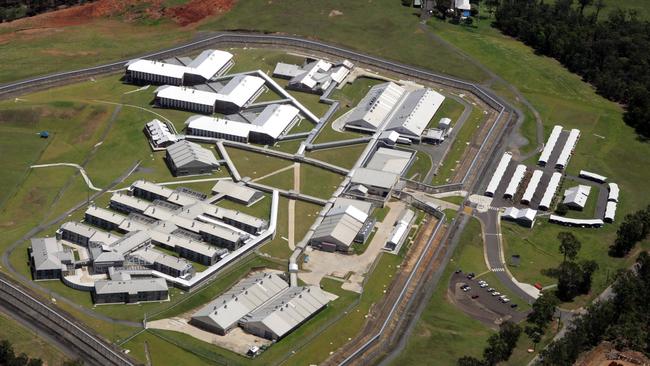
405, 151, 433, 182
431, 107, 488, 184
306, 144, 366, 170
428, 96, 466, 129
0, 311, 69, 365
226, 147, 293, 179
256, 166, 294, 191
299, 164, 345, 199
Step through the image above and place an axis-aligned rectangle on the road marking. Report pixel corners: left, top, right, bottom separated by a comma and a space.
491, 267, 506, 272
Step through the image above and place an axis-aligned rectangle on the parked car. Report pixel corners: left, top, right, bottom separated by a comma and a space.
486, 287, 495, 292
462, 286, 471, 292
492, 292, 501, 297
471, 295, 479, 299
502, 298, 511, 303
479, 283, 488, 288
510, 303, 518, 308
455, 268, 462, 274
467, 273, 476, 279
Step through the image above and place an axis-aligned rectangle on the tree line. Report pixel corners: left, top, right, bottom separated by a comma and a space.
0, 1, 93, 22
457, 321, 522, 366
540, 251, 650, 364
493, 0, 650, 138
609, 205, 650, 257
0, 338, 83, 366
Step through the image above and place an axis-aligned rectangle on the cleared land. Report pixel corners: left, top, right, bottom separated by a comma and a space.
0, 311, 69, 365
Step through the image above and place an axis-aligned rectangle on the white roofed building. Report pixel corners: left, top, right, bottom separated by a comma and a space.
273, 59, 353, 94
501, 207, 537, 228
345, 82, 406, 132
365, 148, 413, 175
562, 185, 591, 210
144, 119, 179, 148
214, 75, 266, 113
608, 183, 619, 202
604, 201, 617, 223
384, 88, 445, 141
211, 180, 264, 206
311, 205, 369, 252
155, 85, 218, 115
29, 237, 74, 280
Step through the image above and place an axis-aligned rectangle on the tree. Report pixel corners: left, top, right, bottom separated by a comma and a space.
555, 203, 569, 216
527, 292, 559, 329
457, 356, 485, 366
485, 0, 499, 17
594, 0, 606, 19
558, 232, 581, 262
578, 0, 593, 15
525, 325, 543, 350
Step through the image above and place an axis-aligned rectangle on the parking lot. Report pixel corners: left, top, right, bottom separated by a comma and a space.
448, 271, 529, 328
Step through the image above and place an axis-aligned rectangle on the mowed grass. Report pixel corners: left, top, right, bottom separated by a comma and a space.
405, 151, 433, 182
306, 144, 366, 170
428, 96, 466, 129
0, 311, 69, 365
259, 196, 291, 260
225, 147, 293, 179
299, 164, 345, 199
256, 166, 294, 191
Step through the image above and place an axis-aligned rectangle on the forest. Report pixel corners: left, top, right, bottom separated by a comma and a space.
0, 1, 93, 22
494, 0, 650, 138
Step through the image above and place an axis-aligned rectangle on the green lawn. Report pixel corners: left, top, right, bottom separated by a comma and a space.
306, 144, 366, 170
312, 106, 364, 143
256, 166, 294, 191
556, 180, 600, 220
431, 106, 488, 185
405, 151, 433, 182
427, 96, 466, 129
259, 197, 291, 260
373, 205, 391, 222
440, 195, 466, 206
299, 164, 345, 199
0, 311, 69, 366
226, 147, 293, 179
271, 139, 304, 154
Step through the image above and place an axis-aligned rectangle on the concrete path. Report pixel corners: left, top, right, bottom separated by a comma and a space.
30, 163, 103, 191
287, 163, 301, 251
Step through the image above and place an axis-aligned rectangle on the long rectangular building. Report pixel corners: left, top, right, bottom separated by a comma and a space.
555, 128, 580, 170
538, 172, 563, 211
211, 180, 264, 206
485, 152, 512, 197
538, 125, 562, 166
214, 75, 266, 113
503, 164, 527, 199
521, 169, 543, 205
93, 277, 169, 304
85, 205, 126, 231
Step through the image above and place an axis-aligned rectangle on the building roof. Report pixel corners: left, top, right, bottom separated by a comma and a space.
60, 222, 121, 245
521, 169, 543, 203
549, 215, 604, 227
504, 164, 527, 198
132, 180, 174, 200
131, 247, 193, 273
385, 88, 445, 138
192, 272, 288, 332
346, 82, 406, 130
350, 168, 399, 190
109, 230, 151, 255
127, 49, 232, 82
501, 207, 537, 223
166, 140, 219, 169
608, 183, 619, 202
126, 59, 186, 79
250, 104, 300, 139
240, 286, 329, 339
312, 205, 368, 248
156, 85, 219, 107
556, 129, 580, 169
211, 180, 263, 204
332, 197, 373, 215
111, 192, 152, 213
605, 201, 617, 221
579, 170, 607, 183
146, 119, 178, 146
186, 115, 251, 138
539, 172, 563, 209
538, 125, 563, 165
85, 206, 126, 226
485, 152, 512, 196
31, 237, 70, 271
273, 63, 303, 78
215, 75, 265, 108
94, 277, 168, 295
563, 185, 591, 208
185, 49, 233, 80
365, 147, 413, 175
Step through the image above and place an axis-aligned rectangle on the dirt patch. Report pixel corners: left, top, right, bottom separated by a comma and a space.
165, 0, 236, 27
576, 341, 650, 366
329, 9, 343, 17
41, 49, 99, 57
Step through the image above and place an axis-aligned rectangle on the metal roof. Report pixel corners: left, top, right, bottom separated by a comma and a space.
126, 59, 186, 79
539, 172, 563, 210
605, 201, 617, 221
563, 185, 591, 208
31, 237, 70, 271
186, 49, 233, 80
579, 170, 607, 183
94, 277, 168, 295
556, 129, 580, 169
132, 180, 175, 200
85, 205, 126, 226
215, 75, 265, 108
146, 119, 178, 146
111, 192, 152, 213
166, 140, 219, 169
109, 230, 151, 255
521, 169, 543, 204
538, 125, 562, 165
608, 183, 619, 202
155, 85, 219, 106
211, 180, 263, 204
239, 286, 329, 339
485, 152, 512, 196
385, 88, 445, 138
346, 82, 406, 130
312, 205, 368, 248
350, 168, 399, 190
192, 272, 288, 332
504, 164, 527, 198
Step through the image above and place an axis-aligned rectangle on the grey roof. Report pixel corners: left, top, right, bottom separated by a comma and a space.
312, 205, 368, 248
273, 63, 303, 78
192, 272, 288, 332
346, 82, 405, 130
385, 88, 443, 138
211, 180, 263, 204
166, 140, 219, 170
109, 230, 151, 255
129, 247, 193, 273
212, 207, 268, 231
94, 277, 168, 295
132, 180, 174, 200
85, 205, 126, 226
365, 147, 413, 175
31, 237, 69, 272
563, 185, 591, 208
60, 222, 121, 245
332, 197, 373, 215
350, 168, 399, 190
110, 192, 152, 212
240, 286, 329, 339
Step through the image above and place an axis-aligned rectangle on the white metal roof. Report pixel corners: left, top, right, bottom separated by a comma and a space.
346, 82, 406, 130
539, 172, 563, 210
608, 183, 619, 202
127, 59, 186, 79
386, 88, 445, 138
155, 85, 218, 107
211, 180, 262, 204
549, 215, 604, 227
365, 147, 413, 175
579, 170, 607, 183
146, 119, 178, 146
251, 104, 300, 139
605, 201, 617, 221
563, 185, 591, 208
485, 152, 512, 196
556, 128, 580, 169
504, 164, 527, 198
85, 206, 126, 226
186, 115, 251, 138
94, 277, 168, 295
186, 49, 233, 80
538, 125, 562, 165
215, 75, 265, 108
132, 180, 174, 200
521, 169, 543, 204
350, 168, 399, 190
31, 237, 68, 271
111, 192, 152, 213
312, 205, 368, 248
166, 140, 219, 168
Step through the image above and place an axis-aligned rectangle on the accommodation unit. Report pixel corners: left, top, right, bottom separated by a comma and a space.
155, 85, 218, 114
165, 140, 219, 177
549, 215, 604, 228
365, 147, 413, 175
213, 75, 266, 113
129, 247, 195, 278
209, 207, 268, 235
386, 209, 415, 250
89, 243, 125, 274
84, 205, 126, 231
92, 276, 169, 304
311, 205, 369, 252
538, 125, 562, 167
211, 180, 264, 206
521, 169, 543, 205
501, 207, 537, 228
57, 222, 120, 247
109, 230, 152, 256
485, 152, 512, 197
503, 164, 527, 199
604, 201, 617, 223
125, 49, 233, 86
239, 286, 329, 340
579, 170, 607, 184
29, 238, 73, 280
144, 119, 178, 148
184, 104, 300, 144
131, 180, 174, 202
384, 88, 445, 141
345, 82, 406, 133
349, 168, 399, 198
110, 192, 151, 214
555, 129, 580, 170
273, 59, 353, 94
562, 185, 592, 210
608, 183, 619, 202
190, 272, 289, 335
538, 172, 563, 211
